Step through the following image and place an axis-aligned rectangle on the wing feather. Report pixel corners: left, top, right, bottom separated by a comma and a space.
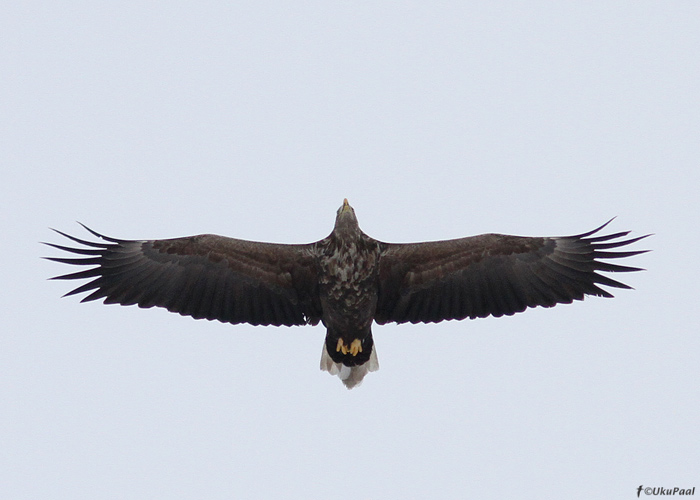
45, 225, 322, 327
375, 222, 649, 324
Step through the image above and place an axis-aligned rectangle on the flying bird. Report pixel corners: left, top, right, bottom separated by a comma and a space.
46, 200, 649, 388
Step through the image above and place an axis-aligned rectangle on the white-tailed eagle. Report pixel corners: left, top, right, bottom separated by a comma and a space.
46, 200, 649, 388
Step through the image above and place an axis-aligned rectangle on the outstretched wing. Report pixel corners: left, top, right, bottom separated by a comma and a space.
375, 220, 649, 324
45, 224, 322, 326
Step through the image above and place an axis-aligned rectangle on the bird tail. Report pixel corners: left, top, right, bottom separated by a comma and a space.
320, 340, 379, 389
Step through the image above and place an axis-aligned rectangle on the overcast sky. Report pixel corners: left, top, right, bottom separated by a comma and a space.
2, 2, 698, 499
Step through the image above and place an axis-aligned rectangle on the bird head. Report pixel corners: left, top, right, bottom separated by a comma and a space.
337, 198, 354, 216
333, 198, 360, 235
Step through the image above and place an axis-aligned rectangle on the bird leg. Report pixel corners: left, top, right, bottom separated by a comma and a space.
349, 339, 362, 356
336, 338, 363, 356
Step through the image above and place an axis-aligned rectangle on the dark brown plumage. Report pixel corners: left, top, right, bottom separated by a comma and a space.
46, 200, 649, 388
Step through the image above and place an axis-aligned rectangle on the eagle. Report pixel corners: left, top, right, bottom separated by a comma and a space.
46, 199, 648, 388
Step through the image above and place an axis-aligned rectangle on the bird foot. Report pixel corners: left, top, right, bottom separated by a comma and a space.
336, 338, 363, 356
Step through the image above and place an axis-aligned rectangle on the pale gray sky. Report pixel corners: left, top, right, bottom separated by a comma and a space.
2, 2, 698, 499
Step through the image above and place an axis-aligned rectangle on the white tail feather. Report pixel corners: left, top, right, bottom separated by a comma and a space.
320, 343, 379, 389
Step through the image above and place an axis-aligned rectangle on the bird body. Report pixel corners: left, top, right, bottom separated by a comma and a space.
46, 199, 648, 388
316, 201, 382, 385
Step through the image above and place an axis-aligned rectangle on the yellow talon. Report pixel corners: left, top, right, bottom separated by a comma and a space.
349, 339, 362, 356
336, 338, 363, 356
336, 338, 348, 355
